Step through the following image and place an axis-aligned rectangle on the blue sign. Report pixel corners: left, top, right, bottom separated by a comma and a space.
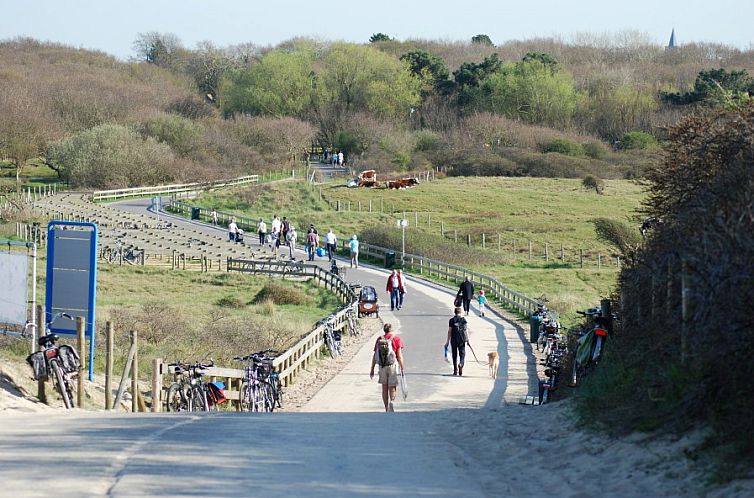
46, 221, 98, 380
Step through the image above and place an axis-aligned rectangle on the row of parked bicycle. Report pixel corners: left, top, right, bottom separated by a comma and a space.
165, 308, 361, 413
533, 302, 614, 404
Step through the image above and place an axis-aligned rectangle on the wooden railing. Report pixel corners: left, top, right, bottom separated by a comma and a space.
91, 175, 261, 202
194, 259, 357, 395
351, 240, 541, 316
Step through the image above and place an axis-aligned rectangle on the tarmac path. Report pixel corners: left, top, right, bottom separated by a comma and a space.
0, 195, 538, 497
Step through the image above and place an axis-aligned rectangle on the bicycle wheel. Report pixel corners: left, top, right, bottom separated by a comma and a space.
263, 382, 275, 413
272, 376, 284, 409
166, 383, 188, 412
238, 381, 251, 412
189, 385, 208, 412
252, 383, 265, 413
49, 358, 74, 409
325, 332, 338, 359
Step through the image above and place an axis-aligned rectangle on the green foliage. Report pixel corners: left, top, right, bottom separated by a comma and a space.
45, 124, 176, 188
618, 131, 657, 150
221, 48, 314, 117
584, 84, 658, 142
252, 282, 313, 306
660, 68, 754, 106
522, 52, 558, 73
369, 33, 392, 43
400, 50, 449, 94
471, 34, 494, 46
591, 217, 640, 257
215, 295, 246, 308
582, 174, 604, 192
541, 138, 585, 157
413, 130, 441, 152
582, 141, 607, 159
139, 114, 203, 157
480, 60, 578, 126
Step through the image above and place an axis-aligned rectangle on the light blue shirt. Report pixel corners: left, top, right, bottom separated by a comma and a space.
349, 239, 359, 252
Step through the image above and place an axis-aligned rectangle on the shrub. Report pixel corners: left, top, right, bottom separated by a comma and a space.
582, 141, 608, 159
215, 295, 246, 309
540, 138, 585, 157
618, 131, 658, 150
414, 130, 441, 152
251, 282, 312, 306
582, 175, 604, 193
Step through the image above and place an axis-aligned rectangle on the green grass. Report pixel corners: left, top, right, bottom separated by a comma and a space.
189, 176, 643, 323
0, 250, 342, 377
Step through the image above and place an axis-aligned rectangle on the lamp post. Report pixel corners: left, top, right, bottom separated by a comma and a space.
398, 219, 408, 267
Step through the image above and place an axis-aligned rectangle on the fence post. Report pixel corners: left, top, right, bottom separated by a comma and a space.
131, 330, 138, 413
466, 234, 471, 246
428, 214, 431, 230
560, 243, 564, 261
441, 222, 445, 237
482, 233, 486, 249
454, 230, 457, 243
545, 243, 549, 262
512, 239, 516, 259
319, 188, 322, 201
528, 240, 532, 260
497, 233, 501, 252
414, 212, 418, 227
77, 317, 86, 408
580, 249, 584, 268
336, 200, 340, 211
106, 322, 114, 410
36, 305, 46, 404
152, 358, 163, 413
369, 199, 372, 212
597, 253, 602, 269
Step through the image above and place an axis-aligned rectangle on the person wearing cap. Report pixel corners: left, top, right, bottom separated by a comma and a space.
349, 235, 359, 268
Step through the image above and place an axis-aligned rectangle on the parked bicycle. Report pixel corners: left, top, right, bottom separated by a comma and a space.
165, 361, 223, 412
234, 351, 281, 412
345, 307, 361, 337
26, 313, 80, 409
321, 315, 342, 358
570, 306, 612, 387
105, 239, 142, 265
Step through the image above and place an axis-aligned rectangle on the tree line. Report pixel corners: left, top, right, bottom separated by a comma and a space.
1, 32, 753, 189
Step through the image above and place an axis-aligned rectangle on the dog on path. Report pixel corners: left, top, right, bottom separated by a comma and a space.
488, 351, 499, 379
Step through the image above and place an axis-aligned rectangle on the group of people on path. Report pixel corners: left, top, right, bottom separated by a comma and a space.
224, 213, 360, 266
370, 275, 493, 411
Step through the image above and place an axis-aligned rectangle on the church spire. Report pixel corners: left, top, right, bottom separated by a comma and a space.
668, 28, 676, 49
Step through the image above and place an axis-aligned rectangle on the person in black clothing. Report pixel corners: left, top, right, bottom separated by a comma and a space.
445, 307, 468, 376
458, 277, 474, 316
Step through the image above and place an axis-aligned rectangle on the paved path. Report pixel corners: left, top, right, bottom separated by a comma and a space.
0, 194, 539, 496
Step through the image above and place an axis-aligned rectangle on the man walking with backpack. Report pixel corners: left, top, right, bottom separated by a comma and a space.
445, 307, 468, 376
458, 277, 474, 316
370, 323, 405, 412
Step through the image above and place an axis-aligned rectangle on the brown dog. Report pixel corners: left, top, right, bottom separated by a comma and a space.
488, 352, 499, 379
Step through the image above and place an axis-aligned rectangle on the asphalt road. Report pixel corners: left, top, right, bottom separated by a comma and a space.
0, 196, 537, 497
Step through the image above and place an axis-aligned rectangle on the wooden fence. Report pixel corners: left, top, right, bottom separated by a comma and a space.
91, 174, 262, 202
350, 240, 541, 316
165, 259, 357, 407
321, 200, 621, 270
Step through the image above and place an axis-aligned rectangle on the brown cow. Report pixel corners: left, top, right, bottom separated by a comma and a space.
386, 178, 420, 189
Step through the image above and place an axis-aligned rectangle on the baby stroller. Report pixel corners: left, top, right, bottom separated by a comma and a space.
357, 285, 379, 318
236, 229, 245, 244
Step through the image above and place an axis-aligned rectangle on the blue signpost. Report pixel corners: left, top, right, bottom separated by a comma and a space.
45, 221, 98, 381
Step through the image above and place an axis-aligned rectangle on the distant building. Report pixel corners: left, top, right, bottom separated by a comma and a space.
667, 29, 677, 49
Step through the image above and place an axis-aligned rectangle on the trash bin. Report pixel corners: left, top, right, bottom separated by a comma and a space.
384, 251, 396, 269
191, 207, 201, 220
529, 313, 542, 343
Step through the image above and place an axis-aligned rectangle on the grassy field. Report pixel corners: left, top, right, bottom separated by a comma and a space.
0, 253, 342, 377
188, 176, 645, 324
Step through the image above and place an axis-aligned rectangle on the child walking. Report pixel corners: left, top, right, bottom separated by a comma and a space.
477, 289, 487, 317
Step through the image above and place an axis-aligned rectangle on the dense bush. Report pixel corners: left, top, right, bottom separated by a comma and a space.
579, 104, 754, 472
251, 282, 313, 306
45, 124, 178, 188
540, 138, 585, 157
618, 131, 658, 150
